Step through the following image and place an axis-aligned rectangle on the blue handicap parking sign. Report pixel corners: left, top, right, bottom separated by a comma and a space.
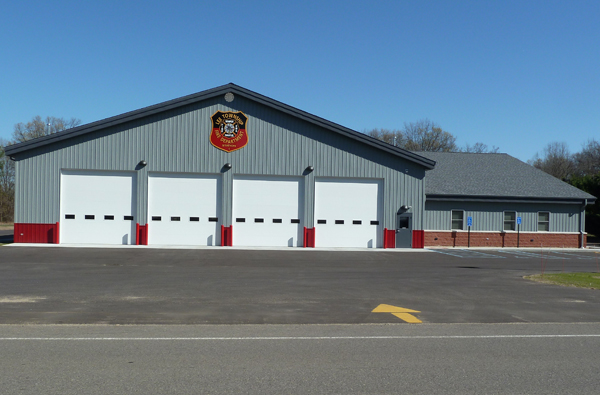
517, 216, 522, 225
467, 216, 473, 227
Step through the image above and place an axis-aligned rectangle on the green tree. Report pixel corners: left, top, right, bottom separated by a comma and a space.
570, 173, 600, 236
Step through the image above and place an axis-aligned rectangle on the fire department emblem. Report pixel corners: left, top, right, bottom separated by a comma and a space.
210, 111, 248, 152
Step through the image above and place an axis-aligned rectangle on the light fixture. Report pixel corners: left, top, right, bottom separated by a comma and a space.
138, 160, 147, 166
400, 205, 412, 210
224, 163, 232, 169
305, 165, 314, 172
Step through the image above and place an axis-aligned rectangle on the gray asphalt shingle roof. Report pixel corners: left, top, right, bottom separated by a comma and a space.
417, 152, 596, 202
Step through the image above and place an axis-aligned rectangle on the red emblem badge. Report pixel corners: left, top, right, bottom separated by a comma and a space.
210, 111, 248, 153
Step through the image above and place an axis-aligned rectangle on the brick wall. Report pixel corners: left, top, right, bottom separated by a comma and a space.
424, 231, 585, 248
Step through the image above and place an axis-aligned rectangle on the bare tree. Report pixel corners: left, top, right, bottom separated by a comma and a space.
1, 116, 81, 223
0, 139, 15, 223
365, 128, 404, 146
366, 119, 459, 152
12, 116, 81, 143
529, 141, 575, 180
573, 139, 600, 177
402, 119, 458, 152
463, 142, 500, 153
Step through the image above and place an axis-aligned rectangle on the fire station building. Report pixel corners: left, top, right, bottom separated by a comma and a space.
4, 84, 595, 248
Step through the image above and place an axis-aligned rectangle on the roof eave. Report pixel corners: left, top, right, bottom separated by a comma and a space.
426, 194, 596, 204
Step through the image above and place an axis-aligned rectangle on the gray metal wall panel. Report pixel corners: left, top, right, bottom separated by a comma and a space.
15, 96, 425, 230
424, 201, 581, 232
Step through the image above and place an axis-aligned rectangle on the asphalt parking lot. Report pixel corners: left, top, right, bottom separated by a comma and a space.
0, 229, 13, 244
1, 246, 599, 324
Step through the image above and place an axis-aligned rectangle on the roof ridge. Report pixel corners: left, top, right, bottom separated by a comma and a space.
4, 83, 436, 170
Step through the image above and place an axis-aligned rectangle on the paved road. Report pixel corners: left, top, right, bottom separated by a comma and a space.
1, 323, 599, 394
1, 246, 599, 324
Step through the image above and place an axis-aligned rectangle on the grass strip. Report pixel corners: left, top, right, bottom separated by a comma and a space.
525, 273, 600, 290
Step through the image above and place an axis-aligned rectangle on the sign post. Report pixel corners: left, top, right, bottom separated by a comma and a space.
467, 216, 473, 248
517, 216, 522, 248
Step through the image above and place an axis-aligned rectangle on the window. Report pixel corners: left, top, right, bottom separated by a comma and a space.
399, 217, 410, 229
538, 212, 550, 231
504, 211, 516, 231
451, 210, 464, 230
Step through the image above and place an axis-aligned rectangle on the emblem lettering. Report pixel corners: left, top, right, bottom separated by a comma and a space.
210, 111, 248, 153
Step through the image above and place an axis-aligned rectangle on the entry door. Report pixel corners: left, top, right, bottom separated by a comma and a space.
233, 176, 303, 247
147, 173, 221, 246
60, 170, 136, 244
395, 212, 412, 248
314, 178, 382, 248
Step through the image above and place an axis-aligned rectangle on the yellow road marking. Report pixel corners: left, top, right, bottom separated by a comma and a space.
372, 304, 422, 323
392, 312, 422, 323
372, 304, 420, 313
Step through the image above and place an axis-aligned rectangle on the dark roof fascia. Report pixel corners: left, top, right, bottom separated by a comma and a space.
4, 83, 436, 169
230, 85, 436, 169
4, 84, 234, 156
426, 194, 596, 205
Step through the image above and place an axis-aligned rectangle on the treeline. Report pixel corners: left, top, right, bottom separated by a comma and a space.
0, 116, 81, 223
365, 119, 499, 153
529, 140, 600, 236
366, 119, 599, 235
0, 140, 14, 223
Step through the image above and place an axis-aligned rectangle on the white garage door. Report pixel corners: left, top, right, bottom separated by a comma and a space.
148, 173, 221, 246
233, 176, 303, 247
60, 170, 137, 245
314, 178, 382, 248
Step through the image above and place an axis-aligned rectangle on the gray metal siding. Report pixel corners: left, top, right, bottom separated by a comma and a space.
424, 201, 582, 232
15, 95, 425, 230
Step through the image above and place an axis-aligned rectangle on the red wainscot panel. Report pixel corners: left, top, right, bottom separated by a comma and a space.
383, 228, 395, 248
136, 223, 148, 245
221, 225, 233, 246
303, 227, 315, 248
14, 223, 59, 244
412, 230, 424, 248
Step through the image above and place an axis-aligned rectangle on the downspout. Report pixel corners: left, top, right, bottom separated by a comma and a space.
580, 199, 587, 248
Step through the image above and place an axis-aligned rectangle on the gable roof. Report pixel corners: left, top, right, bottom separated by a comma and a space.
416, 152, 596, 203
3, 83, 436, 169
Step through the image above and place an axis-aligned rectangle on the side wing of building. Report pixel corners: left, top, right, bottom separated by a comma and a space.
417, 152, 595, 248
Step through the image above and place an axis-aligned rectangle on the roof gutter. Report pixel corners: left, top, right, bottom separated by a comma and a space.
426, 195, 592, 204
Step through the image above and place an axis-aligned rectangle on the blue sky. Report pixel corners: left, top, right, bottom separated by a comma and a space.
1, 0, 598, 161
